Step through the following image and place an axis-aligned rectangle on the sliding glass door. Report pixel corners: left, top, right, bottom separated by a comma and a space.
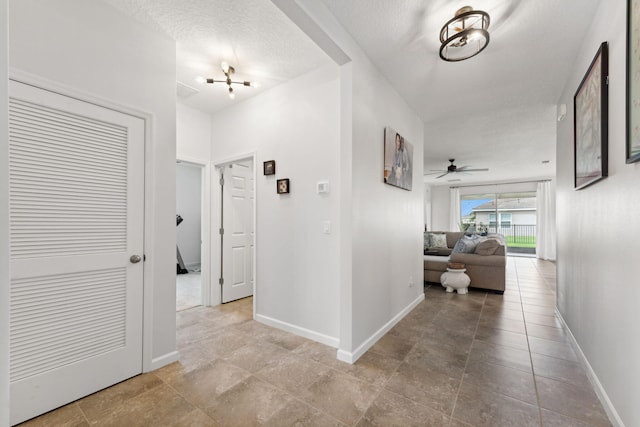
461, 192, 537, 255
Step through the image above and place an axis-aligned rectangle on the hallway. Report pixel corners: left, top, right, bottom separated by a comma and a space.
19, 258, 610, 426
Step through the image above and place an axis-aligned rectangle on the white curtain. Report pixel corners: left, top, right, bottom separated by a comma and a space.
449, 187, 461, 231
536, 181, 556, 260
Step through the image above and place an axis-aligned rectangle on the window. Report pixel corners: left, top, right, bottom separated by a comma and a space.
460, 191, 537, 254
489, 213, 511, 227
489, 213, 497, 227
500, 213, 512, 227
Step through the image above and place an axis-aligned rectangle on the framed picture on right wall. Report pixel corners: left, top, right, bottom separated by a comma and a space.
574, 42, 609, 190
627, 0, 640, 163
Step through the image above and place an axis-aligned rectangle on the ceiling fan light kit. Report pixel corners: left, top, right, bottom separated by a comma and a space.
439, 6, 490, 62
198, 62, 258, 99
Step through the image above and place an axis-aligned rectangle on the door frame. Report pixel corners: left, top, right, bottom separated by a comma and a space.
8, 68, 160, 374
212, 152, 256, 314
176, 156, 212, 307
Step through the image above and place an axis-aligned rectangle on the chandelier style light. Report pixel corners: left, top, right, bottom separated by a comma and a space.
439, 6, 490, 62
197, 62, 258, 99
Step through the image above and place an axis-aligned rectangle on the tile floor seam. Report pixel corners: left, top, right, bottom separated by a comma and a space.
528, 349, 578, 364
74, 402, 92, 426
265, 385, 348, 427
284, 396, 349, 427
532, 371, 591, 389
344, 346, 412, 427
364, 322, 464, 425
248, 367, 361, 427
376, 385, 454, 423
515, 258, 545, 427
144, 373, 219, 423
155, 367, 199, 396
374, 294, 463, 426
350, 334, 425, 427
447, 290, 487, 426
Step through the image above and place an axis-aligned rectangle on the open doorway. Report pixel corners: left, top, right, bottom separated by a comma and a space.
176, 161, 204, 310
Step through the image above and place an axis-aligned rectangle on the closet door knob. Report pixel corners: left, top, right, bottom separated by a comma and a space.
130, 255, 142, 264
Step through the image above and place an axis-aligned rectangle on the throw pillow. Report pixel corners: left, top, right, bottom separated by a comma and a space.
452, 235, 480, 254
475, 238, 501, 255
429, 233, 448, 249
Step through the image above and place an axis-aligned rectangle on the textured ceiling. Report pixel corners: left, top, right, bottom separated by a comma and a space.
319, 0, 601, 185
103, 0, 331, 114
105, 0, 601, 186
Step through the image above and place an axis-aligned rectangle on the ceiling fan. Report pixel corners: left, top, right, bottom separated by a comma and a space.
426, 159, 489, 179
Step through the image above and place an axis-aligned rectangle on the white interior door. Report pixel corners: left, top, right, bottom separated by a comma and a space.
8, 81, 145, 425
221, 161, 254, 303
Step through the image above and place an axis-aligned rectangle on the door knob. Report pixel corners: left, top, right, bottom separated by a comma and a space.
130, 255, 142, 264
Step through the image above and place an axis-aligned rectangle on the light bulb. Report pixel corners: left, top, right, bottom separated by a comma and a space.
221, 61, 229, 74
251, 81, 261, 88
195, 76, 206, 84
228, 87, 235, 99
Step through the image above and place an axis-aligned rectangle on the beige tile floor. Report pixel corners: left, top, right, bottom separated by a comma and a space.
20, 257, 611, 426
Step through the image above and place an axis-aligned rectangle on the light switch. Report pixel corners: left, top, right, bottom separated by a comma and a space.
322, 220, 331, 234
317, 181, 330, 194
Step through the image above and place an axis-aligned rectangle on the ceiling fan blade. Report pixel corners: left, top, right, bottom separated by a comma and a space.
435, 172, 449, 179
423, 170, 447, 175
461, 168, 489, 172
456, 166, 471, 171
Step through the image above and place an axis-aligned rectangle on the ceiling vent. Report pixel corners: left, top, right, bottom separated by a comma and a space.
176, 81, 200, 99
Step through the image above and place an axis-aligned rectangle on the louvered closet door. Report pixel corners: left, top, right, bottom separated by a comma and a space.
8, 81, 145, 425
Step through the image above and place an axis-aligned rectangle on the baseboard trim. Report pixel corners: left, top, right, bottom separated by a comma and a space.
255, 314, 339, 348
147, 350, 180, 373
337, 293, 425, 364
555, 308, 625, 427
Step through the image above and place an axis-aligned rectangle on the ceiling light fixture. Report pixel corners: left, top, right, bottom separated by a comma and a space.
197, 62, 259, 99
439, 6, 490, 62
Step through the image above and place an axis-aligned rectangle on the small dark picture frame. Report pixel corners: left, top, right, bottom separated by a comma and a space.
277, 178, 290, 194
574, 42, 608, 190
263, 160, 276, 175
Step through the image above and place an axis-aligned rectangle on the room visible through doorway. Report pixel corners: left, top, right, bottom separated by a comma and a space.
176, 161, 204, 310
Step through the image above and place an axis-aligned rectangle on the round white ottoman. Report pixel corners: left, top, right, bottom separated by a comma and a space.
440, 268, 471, 294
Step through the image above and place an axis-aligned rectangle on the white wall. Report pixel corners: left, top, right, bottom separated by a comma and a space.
556, 2, 640, 425
429, 185, 451, 231
278, 1, 425, 360
176, 163, 202, 267
9, 0, 177, 366
177, 102, 212, 161
349, 57, 424, 351
1, 0, 9, 423
210, 65, 342, 344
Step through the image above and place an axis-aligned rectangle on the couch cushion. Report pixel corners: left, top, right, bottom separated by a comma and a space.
424, 255, 449, 272
452, 235, 481, 254
445, 232, 465, 248
450, 252, 506, 267
424, 248, 452, 256
428, 233, 448, 248
475, 239, 501, 255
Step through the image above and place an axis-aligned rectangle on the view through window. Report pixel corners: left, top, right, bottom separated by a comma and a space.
461, 192, 537, 255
